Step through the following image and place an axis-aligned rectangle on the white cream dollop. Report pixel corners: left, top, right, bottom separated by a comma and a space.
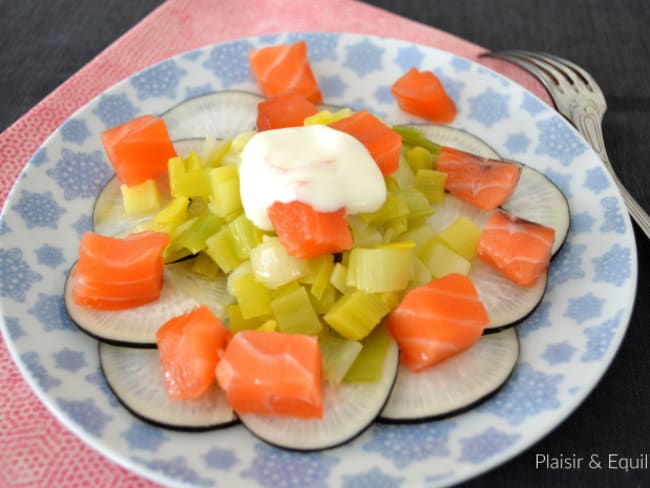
239, 125, 387, 230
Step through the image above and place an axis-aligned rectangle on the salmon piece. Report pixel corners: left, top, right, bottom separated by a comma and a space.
391, 68, 456, 123
436, 147, 521, 210
256, 91, 319, 131
157, 305, 231, 400
71, 231, 169, 310
215, 330, 323, 419
477, 210, 555, 288
329, 110, 402, 176
385, 273, 489, 372
101, 115, 177, 187
267, 200, 353, 259
249, 41, 323, 104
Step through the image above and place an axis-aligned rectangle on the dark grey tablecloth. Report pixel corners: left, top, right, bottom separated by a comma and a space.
2, 1, 648, 486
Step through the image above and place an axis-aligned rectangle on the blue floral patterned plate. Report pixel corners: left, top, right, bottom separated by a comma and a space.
0, 33, 638, 487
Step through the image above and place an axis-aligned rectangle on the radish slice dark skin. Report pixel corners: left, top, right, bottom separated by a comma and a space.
380, 328, 519, 423
238, 339, 399, 451
64, 260, 232, 347
99, 342, 237, 430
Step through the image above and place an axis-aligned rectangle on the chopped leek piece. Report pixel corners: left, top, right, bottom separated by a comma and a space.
228, 213, 263, 260
227, 303, 269, 333
329, 262, 350, 294
309, 255, 335, 300
347, 215, 383, 248
231, 273, 272, 319
436, 216, 482, 260
392, 125, 442, 159
250, 236, 310, 289
319, 332, 363, 384
120, 179, 161, 216
191, 251, 221, 279
324, 290, 391, 341
347, 246, 412, 293
207, 165, 242, 220
343, 324, 391, 383
205, 225, 244, 273
166, 213, 222, 257
406, 145, 435, 173
270, 284, 322, 335
304, 108, 353, 126
424, 240, 471, 278
415, 168, 448, 204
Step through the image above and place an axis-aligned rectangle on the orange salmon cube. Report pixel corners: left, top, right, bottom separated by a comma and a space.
391, 68, 457, 123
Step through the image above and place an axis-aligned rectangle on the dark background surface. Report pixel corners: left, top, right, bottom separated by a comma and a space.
1, 1, 648, 486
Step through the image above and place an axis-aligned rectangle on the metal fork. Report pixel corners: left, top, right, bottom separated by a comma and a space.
481, 50, 650, 239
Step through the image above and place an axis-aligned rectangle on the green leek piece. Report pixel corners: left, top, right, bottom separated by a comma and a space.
191, 251, 221, 279
249, 236, 310, 289
304, 108, 353, 126
343, 324, 391, 383
319, 332, 363, 384
360, 192, 409, 225
309, 254, 335, 300
324, 290, 391, 341
389, 155, 416, 191
208, 165, 242, 220
185, 150, 202, 172
205, 225, 245, 273
200, 136, 231, 167
231, 273, 272, 319
392, 125, 442, 160
167, 213, 222, 257
226, 261, 252, 296
347, 215, 383, 248
424, 240, 471, 278
398, 223, 437, 252
409, 255, 433, 289
347, 246, 412, 293
415, 169, 448, 204
435, 216, 482, 260
120, 179, 161, 216
310, 283, 338, 315
168, 154, 210, 198
400, 190, 435, 221
228, 213, 263, 260
329, 262, 350, 294
270, 284, 322, 335
227, 303, 269, 333
230, 131, 255, 153
406, 145, 435, 173
383, 216, 409, 243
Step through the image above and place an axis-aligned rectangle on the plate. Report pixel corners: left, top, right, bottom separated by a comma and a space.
0, 32, 638, 487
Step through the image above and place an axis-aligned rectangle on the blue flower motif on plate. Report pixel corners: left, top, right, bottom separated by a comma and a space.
458, 427, 521, 464
12, 190, 66, 229
521, 92, 546, 116
35, 244, 65, 268
535, 118, 587, 166
319, 75, 348, 99
93, 93, 140, 128
343, 38, 384, 77
21, 351, 61, 391
53, 347, 87, 373
57, 398, 112, 437
394, 45, 425, 71
434, 70, 464, 104
5, 316, 25, 340
131, 60, 187, 100
242, 443, 338, 488
518, 301, 551, 338
583, 166, 610, 194
203, 40, 255, 88
565, 293, 604, 324
202, 447, 239, 471
582, 309, 623, 362
571, 212, 596, 234
479, 362, 562, 425
184, 83, 215, 99
342, 467, 404, 488
60, 118, 91, 145
363, 422, 456, 468
467, 88, 510, 127
374, 85, 393, 105
132, 456, 212, 487
0, 248, 42, 302
451, 57, 471, 72
28, 293, 73, 332
287, 32, 339, 62
542, 341, 577, 365
122, 422, 168, 452
73, 214, 93, 236
544, 168, 572, 199
600, 196, 626, 234
504, 132, 531, 154
85, 369, 120, 408
548, 242, 586, 287
592, 244, 631, 286
30, 147, 48, 167
47, 149, 113, 200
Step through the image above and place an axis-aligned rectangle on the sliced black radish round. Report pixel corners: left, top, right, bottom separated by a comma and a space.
408, 123, 501, 159
239, 339, 399, 451
160, 90, 263, 140
380, 327, 519, 422
65, 260, 232, 347
99, 342, 237, 430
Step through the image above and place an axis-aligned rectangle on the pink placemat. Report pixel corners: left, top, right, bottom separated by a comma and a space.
0, 0, 549, 485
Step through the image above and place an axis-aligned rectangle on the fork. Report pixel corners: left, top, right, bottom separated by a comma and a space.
481, 50, 650, 239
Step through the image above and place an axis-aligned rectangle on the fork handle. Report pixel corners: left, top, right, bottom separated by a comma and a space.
570, 100, 650, 239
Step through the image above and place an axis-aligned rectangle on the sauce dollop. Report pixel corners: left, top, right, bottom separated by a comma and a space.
239, 125, 387, 230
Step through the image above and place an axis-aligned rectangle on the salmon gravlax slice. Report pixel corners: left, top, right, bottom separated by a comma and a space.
216, 330, 323, 419
157, 305, 231, 400
71, 230, 169, 310
477, 210, 555, 288
385, 273, 489, 372
256, 91, 319, 131
391, 68, 457, 123
329, 109, 402, 176
436, 146, 521, 210
249, 41, 323, 104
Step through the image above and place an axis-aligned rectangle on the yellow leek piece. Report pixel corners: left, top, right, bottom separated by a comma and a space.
227, 303, 269, 333
231, 273, 272, 319
120, 179, 161, 216
435, 216, 482, 260
324, 290, 391, 341
343, 324, 391, 383
347, 246, 412, 293
425, 240, 471, 279
270, 284, 322, 335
